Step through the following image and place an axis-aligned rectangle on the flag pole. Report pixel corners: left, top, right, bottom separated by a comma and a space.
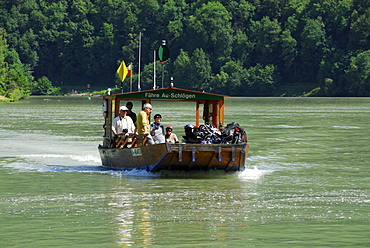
161, 63, 164, 88
138, 32, 141, 91
130, 63, 133, 92
153, 50, 156, 90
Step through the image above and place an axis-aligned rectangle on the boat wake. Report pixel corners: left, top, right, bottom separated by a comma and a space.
2, 159, 272, 181
2, 154, 271, 180
1, 158, 159, 177
238, 166, 272, 181
19, 153, 101, 165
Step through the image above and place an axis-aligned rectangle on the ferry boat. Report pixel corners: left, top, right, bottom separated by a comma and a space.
98, 86, 249, 172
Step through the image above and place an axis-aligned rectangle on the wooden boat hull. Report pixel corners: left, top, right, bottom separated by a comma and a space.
98, 143, 249, 172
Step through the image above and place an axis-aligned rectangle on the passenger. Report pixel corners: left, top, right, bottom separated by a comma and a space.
150, 114, 165, 144
193, 126, 200, 136
112, 106, 136, 135
165, 126, 179, 144
136, 103, 154, 145
183, 124, 201, 143
126, 101, 137, 124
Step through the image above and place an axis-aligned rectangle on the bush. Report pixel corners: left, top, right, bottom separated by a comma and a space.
32, 76, 62, 95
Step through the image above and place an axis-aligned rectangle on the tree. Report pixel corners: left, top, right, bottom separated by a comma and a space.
0, 29, 7, 96
1, 0, 370, 97
230, 29, 253, 67
0, 28, 31, 101
346, 50, 370, 96
318, 59, 347, 96
280, 29, 297, 72
173, 49, 191, 89
5, 66, 31, 100
186, 1, 233, 69
212, 60, 245, 95
227, 0, 255, 29
249, 16, 282, 66
191, 48, 212, 90
173, 48, 212, 90
163, 0, 187, 55
299, 17, 328, 84
245, 64, 278, 96
32, 76, 62, 95
348, 5, 370, 50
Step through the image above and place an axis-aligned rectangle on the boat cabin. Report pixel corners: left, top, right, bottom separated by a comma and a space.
102, 87, 228, 146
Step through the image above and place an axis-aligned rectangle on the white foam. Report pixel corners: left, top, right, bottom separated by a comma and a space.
14, 151, 101, 167
108, 169, 159, 178
19, 154, 101, 164
4, 162, 59, 172
247, 155, 285, 162
238, 166, 272, 181
331, 125, 360, 129
266, 125, 304, 129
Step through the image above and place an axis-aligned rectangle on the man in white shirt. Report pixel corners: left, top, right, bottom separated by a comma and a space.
112, 106, 136, 135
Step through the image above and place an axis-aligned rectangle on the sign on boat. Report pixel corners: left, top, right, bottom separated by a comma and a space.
98, 86, 249, 172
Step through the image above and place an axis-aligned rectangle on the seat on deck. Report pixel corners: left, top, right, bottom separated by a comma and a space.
132, 134, 148, 147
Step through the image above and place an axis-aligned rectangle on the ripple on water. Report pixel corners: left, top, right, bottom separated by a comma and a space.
331, 125, 360, 129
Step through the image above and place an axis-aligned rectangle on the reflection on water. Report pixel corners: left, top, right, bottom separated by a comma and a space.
1, 96, 370, 246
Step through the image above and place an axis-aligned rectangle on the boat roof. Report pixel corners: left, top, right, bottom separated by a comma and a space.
113, 87, 228, 101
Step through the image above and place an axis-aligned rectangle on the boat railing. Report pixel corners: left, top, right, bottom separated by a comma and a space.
114, 134, 148, 148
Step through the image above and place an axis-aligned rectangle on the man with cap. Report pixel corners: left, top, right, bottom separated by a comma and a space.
136, 103, 154, 145
150, 114, 165, 144
112, 106, 136, 135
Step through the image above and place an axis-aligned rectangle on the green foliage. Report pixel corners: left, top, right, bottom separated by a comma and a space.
0, 30, 7, 96
302, 87, 321, 97
0, 28, 31, 101
173, 49, 191, 89
1, 0, 370, 97
32, 76, 62, 95
250, 17, 282, 66
346, 50, 370, 96
245, 64, 278, 96
5, 67, 31, 100
213, 60, 245, 95
187, 2, 233, 69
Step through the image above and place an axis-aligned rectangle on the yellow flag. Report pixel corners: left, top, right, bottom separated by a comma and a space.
117, 61, 128, 82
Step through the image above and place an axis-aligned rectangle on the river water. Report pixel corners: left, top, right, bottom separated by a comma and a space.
0, 96, 369, 247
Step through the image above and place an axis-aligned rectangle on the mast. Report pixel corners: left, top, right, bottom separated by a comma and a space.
129, 63, 133, 92
138, 32, 141, 91
157, 39, 170, 88
153, 50, 156, 89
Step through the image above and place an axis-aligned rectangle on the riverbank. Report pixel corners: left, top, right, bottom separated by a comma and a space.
0, 95, 11, 102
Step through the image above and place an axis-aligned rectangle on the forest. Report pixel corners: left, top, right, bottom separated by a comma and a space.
1, 0, 370, 101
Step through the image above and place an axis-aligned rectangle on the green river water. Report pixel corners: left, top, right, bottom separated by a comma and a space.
0, 96, 369, 247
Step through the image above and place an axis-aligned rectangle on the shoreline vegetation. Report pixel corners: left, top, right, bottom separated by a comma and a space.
1, 1, 370, 102
1, 86, 323, 103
